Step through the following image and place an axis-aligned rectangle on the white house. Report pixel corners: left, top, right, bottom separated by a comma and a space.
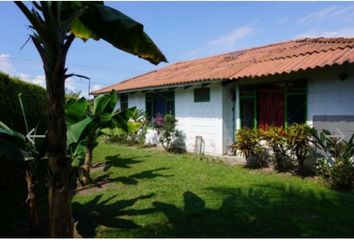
93, 37, 354, 155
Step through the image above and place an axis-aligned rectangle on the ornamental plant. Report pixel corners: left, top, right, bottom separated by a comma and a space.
232, 128, 269, 168
312, 129, 354, 190
287, 124, 315, 175
155, 114, 181, 151
261, 126, 293, 172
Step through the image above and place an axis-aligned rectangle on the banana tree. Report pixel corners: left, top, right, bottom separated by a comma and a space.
0, 121, 45, 234
15, 2, 166, 236
66, 90, 140, 185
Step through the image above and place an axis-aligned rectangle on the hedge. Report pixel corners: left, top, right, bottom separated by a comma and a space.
0, 72, 48, 134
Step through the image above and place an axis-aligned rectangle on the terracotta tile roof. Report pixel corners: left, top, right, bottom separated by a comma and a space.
92, 37, 354, 94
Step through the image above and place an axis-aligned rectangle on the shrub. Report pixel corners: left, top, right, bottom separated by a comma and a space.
312, 130, 354, 190
232, 128, 269, 168
103, 108, 149, 146
287, 124, 315, 174
262, 126, 293, 172
155, 114, 184, 152
0, 72, 48, 134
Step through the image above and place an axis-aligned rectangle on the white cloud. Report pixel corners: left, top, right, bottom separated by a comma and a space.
187, 25, 254, 58
32, 75, 46, 88
296, 27, 354, 39
298, 5, 354, 24
65, 77, 76, 92
209, 26, 254, 48
16, 73, 46, 88
0, 54, 14, 74
91, 84, 101, 92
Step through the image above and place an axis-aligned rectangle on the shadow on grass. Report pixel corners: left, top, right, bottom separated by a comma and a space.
95, 167, 173, 186
73, 193, 157, 237
146, 185, 354, 237
103, 154, 144, 171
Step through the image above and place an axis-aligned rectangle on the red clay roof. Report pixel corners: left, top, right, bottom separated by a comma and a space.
92, 37, 354, 94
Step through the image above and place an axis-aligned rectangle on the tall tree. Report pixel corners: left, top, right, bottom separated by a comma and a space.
15, 2, 166, 237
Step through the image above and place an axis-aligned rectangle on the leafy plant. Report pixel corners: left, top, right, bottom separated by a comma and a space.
66, 91, 136, 185
0, 121, 45, 233
103, 108, 148, 146
287, 124, 315, 174
312, 129, 354, 190
232, 128, 269, 168
155, 114, 183, 152
262, 127, 293, 172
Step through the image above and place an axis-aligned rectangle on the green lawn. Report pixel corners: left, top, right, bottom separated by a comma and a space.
72, 143, 354, 238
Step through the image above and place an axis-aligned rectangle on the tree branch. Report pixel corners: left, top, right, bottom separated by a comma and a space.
14, 1, 43, 33
65, 73, 90, 80
63, 33, 75, 57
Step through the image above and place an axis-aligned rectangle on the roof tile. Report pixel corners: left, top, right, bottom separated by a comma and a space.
93, 37, 354, 94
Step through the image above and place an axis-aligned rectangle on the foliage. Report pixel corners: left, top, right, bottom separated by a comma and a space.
261, 127, 293, 172
65, 90, 82, 101
0, 72, 48, 135
0, 121, 47, 233
312, 129, 354, 190
66, 91, 137, 184
154, 114, 183, 152
287, 124, 315, 174
103, 108, 148, 146
232, 128, 269, 168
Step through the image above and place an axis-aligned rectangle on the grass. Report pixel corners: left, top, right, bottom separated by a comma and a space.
71, 143, 354, 238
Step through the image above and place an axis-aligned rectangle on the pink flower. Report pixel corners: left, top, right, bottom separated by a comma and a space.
154, 113, 164, 127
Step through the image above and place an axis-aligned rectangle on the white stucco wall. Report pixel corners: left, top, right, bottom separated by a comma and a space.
117, 83, 227, 155
127, 93, 145, 110
307, 67, 354, 138
175, 83, 225, 155
307, 68, 354, 125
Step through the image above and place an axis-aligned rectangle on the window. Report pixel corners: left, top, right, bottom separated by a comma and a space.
194, 88, 210, 102
285, 81, 307, 127
120, 94, 128, 111
239, 81, 307, 129
240, 86, 256, 129
286, 94, 306, 126
240, 97, 255, 129
145, 91, 175, 120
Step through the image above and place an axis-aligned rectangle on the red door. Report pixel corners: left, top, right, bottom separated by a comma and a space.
258, 88, 285, 129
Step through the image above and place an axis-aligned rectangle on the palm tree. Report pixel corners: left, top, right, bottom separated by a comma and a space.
15, 2, 166, 237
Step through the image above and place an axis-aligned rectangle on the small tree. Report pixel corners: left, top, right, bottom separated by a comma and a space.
66, 91, 139, 185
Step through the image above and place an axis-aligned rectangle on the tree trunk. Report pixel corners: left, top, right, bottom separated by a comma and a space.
45, 66, 73, 237
82, 149, 93, 186
25, 170, 39, 235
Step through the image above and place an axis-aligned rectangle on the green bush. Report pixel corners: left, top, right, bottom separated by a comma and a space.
287, 124, 315, 174
232, 128, 269, 168
261, 127, 294, 172
155, 114, 184, 152
0, 72, 48, 134
103, 108, 148, 146
312, 129, 354, 191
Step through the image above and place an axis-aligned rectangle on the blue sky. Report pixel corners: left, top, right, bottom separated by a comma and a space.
1, 1, 354, 97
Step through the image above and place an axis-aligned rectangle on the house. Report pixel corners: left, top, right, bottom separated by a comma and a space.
92, 37, 354, 155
